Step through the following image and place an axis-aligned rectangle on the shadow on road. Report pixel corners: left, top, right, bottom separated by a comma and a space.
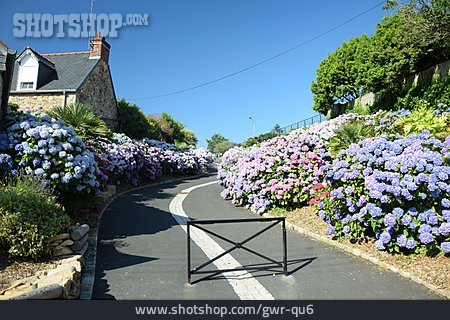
189, 257, 317, 285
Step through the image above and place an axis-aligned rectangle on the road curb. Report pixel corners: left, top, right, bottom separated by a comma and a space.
79, 172, 210, 300
260, 212, 450, 299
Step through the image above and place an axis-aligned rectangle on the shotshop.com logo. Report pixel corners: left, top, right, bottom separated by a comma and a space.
13, 13, 149, 38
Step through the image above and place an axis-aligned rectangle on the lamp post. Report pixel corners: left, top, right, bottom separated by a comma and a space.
248, 116, 259, 138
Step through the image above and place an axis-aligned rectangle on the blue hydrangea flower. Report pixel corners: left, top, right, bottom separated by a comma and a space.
379, 231, 391, 244
383, 213, 397, 227
397, 234, 407, 247
406, 239, 417, 249
441, 242, 450, 253
375, 239, 385, 250
418, 232, 434, 244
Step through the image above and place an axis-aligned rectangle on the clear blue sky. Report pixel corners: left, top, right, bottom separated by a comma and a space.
0, 0, 390, 148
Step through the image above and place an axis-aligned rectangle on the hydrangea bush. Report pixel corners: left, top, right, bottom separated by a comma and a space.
3, 111, 101, 193
87, 135, 213, 186
218, 131, 329, 213
319, 131, 450, 254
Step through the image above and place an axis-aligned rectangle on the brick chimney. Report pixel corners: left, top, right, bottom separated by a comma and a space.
89, 32, 110, 63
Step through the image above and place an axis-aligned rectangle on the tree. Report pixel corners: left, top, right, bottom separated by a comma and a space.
145, 115, 162, 140
310, 7, 446, 115
206, 133, 236, 155
271, 124, 284, 135
386, 0, 450, 50
241, 125, 283, 147
117, 98, 152, 139
180, 129, 198, 147
151, 113, 185, 143
311, 35, 369, 115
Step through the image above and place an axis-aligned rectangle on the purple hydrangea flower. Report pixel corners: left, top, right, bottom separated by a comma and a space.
397, 234, 407, 247
379, 231, 391, 244
406, 239, 417, 249
383, 213, 397, 227
418, 232, 434, 244
441, 242, 450, 253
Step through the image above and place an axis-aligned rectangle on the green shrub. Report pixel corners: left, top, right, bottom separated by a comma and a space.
394, 105, 450, 140
346, 100, 371, 115
117, 98, 155, 139
49, 103, 111, 139
0, 176, 70, 259
329, 120, 374, 156
396, 77, 450, 111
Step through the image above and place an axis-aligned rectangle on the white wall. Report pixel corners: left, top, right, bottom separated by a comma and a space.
17, 54, 38, 90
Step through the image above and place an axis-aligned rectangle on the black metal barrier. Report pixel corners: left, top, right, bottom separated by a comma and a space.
187, 217, 287, 285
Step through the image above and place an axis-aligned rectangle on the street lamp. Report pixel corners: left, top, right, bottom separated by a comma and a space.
248, 116, 259, 138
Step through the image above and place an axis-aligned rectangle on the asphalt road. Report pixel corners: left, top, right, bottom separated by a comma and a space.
92, 174, 440, 299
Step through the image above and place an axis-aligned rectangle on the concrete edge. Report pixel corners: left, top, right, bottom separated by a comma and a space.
79, 172, 211, 300
260, 212, 450, 300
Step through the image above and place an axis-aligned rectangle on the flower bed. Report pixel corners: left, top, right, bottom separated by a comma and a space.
218, 108, 449, 256
218, 132, 329, 213
0, 110, 214, 193
3, 111, 101, 193
319, 131, 450, 254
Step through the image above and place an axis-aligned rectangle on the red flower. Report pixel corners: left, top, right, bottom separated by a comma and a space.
312, 183, 324, 190
309, 198, 316, 205
320, 191, 329, 197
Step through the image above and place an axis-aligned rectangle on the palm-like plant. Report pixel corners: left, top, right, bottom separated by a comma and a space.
49, 103, 111, 139
329, 120, 374, 156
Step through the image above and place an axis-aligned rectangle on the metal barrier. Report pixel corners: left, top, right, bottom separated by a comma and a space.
187, 217, 287, 285
280, 114, 325, 134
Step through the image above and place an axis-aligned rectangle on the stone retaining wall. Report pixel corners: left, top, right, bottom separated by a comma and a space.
0, 255, 84, 300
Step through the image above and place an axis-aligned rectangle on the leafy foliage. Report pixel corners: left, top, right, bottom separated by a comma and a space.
312, 0, 449, 115
394, 105, 450, 139
329, 120, 375, 156
242, 124, 284, 147
396, 77, 450, 110
206, 133, 237, 156
117, 99, 155, 139
0, 175, 70, 259
311, 36, 369, 115
49, 103, 111, 139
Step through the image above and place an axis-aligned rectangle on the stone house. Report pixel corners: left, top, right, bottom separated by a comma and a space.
8, 32, 118, 129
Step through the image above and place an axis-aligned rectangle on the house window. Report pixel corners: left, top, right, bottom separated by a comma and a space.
20, 82, 34, 89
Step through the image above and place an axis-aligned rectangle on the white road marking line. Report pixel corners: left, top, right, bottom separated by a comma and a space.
169, 181, 274, 300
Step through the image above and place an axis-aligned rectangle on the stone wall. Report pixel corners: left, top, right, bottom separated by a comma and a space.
8, 92, 76, 112
356, 59, 450, 107
77, 60, 118, 130
0, 255, 84, 300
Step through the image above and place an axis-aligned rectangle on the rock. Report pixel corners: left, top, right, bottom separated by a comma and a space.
71, 234, 88, 251
60, 239, 74, 247
7, 276, 39, 290
35, 270, 48, 277
68, 261, 82, 273
98, 191, 111, 201
70, 224, 89, 241
10, 284, 63, 300
50, 241, 62, 247
52, 233, 70, 241
74, 242, 89, 256
47, 265, 77, 277
0, 284, 34, 300
54, 254, 84, 266
37, 269, 80, 299
106, 184, 117, 195
53, 246, 73, 257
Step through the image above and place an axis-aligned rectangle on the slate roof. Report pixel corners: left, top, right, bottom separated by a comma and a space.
11, 51, 99, 92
